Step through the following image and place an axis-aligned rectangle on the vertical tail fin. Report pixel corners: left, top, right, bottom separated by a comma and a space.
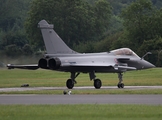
38, 20, 77, 54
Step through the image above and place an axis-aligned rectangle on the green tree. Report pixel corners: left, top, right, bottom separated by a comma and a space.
119, 0, 162, 59
5, 44, 22, 56
137, 38, 162, 66
22, 44, 33, 55
93, 0, 112, 38
25, 0, 112, 51
0, 30, 28, 48
0, 0, 30, 31
0, 0, 31, 56
121, 0, 155, 50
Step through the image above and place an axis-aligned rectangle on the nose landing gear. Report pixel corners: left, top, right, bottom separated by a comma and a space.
117, 73, 124, 88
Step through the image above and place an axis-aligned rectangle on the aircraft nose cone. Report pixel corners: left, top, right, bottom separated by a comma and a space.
142, 60, 155, 69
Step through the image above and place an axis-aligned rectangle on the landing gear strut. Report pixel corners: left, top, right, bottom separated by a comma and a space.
89, 71, 102, 89
66, 72, 80, 89
117, 73, 124, 88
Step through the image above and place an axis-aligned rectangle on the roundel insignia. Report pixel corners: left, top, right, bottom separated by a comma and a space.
114, 58, 118, 64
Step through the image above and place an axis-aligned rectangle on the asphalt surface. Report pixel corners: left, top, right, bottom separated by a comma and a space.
0, 95, 162, 105
0, 86, 162, 105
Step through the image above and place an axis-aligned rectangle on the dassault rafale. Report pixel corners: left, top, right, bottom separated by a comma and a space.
7, 20, 155, 89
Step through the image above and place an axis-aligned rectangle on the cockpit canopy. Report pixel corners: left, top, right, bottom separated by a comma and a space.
110, 48, 140, 58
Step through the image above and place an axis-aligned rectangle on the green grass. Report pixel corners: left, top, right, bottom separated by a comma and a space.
0, 68, 162, 94
0, 104, 162, 120
0, 68, 162, 88
0, 69, 162, 120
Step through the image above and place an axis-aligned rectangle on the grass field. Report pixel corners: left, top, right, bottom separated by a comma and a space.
0, 68, 162, 94
0, 104, 162, 120
0, 68, 162, 87
0, 68, 162, 120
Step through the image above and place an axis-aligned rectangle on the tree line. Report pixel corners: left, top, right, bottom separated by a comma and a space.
0, 0, 162, 66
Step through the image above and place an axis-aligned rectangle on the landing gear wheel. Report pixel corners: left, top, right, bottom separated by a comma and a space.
117, 84, 120, 88
94, 79, 102, 89
66, 79, 74, 89
117, 83, 124, 88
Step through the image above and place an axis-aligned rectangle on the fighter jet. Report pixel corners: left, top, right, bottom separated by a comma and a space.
7, 20, 155, 89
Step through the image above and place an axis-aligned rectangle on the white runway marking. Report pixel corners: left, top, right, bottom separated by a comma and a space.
0, 86, 162, 92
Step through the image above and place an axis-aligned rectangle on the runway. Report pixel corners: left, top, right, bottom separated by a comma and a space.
0, 86, 162, 105
1, 86, 162, 92
0, 95, 162, 105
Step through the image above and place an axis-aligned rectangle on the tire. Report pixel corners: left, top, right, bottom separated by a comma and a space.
120, 83, 124, 88
66, 79, 74, 89
117, 83, 124, 88
94, 79, 102, 89
117, 84, 120, 88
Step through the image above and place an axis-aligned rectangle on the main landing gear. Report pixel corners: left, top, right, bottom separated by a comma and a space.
117, 73, 124, 88
66, 72, 102, 89
66, 72, 79, 89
